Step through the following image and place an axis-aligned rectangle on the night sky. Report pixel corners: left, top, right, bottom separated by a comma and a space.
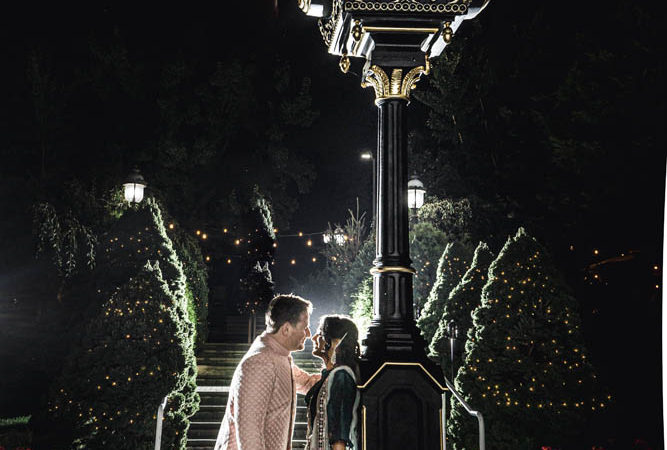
1, 0, 666, 447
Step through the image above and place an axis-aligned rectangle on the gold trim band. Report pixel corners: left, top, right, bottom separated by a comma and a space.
362, 26, 440, 34
370, 266, 416, 275
357, 361, 447, 391
345, 1, 468, 14
373, 95, 410, 105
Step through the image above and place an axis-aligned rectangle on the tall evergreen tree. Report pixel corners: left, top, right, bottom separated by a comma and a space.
350, 275, 373, 340
168, 222, 210, 348
430, 241, 494, 374
342, 228, 374, 311
417, 241, 473, 343
45, 198, 198, 449
236, 189, 276, 315
410, 221, 448, 314
238, 261, 274, 315
449, 228, 603, 449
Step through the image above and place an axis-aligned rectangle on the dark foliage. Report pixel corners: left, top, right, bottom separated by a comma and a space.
39, 198, 198, 449
449, 228, 602, 449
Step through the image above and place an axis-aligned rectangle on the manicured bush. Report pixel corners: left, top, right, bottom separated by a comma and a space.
0, 416, 31, 449
449, 228, 602, 449
417, 241, 473, 343
44, 198, 198, 449
430, 241, 494, 374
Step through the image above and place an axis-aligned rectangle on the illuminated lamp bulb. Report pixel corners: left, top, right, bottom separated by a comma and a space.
122, 168, 146, 203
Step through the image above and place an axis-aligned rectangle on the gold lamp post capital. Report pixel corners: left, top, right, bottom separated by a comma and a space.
360, 54, 430, 104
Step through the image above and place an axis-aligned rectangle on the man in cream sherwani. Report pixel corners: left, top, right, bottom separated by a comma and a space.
215, 294, 321, 450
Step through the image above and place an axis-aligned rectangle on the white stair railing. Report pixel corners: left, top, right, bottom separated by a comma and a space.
444, 376, 486, 450
154, 386, 230, 450
155, 383, 483, 450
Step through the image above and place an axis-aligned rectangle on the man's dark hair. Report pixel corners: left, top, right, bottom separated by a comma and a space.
266, 294, 312, 333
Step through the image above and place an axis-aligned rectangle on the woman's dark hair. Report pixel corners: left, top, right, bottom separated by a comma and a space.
319, 314, 361, 378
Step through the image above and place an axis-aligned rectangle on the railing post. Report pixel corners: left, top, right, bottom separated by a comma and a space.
443, 377, 486, 450
154, 395, 168, 450
442, 392, 447, 450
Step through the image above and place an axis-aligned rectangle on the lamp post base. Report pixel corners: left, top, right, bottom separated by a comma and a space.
358, 362, 447, 450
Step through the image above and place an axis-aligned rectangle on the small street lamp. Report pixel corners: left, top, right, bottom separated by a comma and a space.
334, 226, 346, 245
323, 226, 346, 246
407, 174, 426, 211
123, 167, 146, 204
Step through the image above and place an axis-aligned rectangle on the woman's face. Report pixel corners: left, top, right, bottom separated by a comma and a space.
311, 329, 338, 364
311, 329, 328, 359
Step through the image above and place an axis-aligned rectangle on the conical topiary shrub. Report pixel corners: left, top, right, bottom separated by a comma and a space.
417, 240, 473, 343
430, 241, 494, 375
47, 198, 198, 449
448, 228, 604, 450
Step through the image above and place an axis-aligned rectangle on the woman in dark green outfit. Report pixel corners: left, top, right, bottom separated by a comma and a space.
304, 315, 361, 450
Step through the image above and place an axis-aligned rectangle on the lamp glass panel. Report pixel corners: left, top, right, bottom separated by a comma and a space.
124, 184, 135, 202
123, 183, 145, 203
134, 184, 145, 203
415, 189, 425, 209
408, 189, 417, 209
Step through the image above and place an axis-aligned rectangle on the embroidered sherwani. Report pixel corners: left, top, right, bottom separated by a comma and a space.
215, 332, 320, 450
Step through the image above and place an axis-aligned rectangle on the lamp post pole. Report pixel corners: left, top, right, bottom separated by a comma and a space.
297, 1, 491, 447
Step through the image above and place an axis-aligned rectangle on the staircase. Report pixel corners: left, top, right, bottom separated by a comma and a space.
186, 341, 321, 450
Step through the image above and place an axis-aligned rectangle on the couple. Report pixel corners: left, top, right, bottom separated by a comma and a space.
214, 294, 361, 450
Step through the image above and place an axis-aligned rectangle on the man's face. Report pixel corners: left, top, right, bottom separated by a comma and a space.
286, 311, 311, 352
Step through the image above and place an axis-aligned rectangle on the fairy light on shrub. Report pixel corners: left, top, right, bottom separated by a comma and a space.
47, 198, 198, 448
448, 228, 609, 449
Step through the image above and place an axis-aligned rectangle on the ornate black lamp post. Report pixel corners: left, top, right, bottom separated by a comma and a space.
298, 1, 489, 447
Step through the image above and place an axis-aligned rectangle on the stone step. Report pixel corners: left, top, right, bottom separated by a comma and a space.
197, 347, 316, 356
197, 349, 317, 358
186, 419, 309, 440
187, 339, 320, 450
196, 365, 320, 379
